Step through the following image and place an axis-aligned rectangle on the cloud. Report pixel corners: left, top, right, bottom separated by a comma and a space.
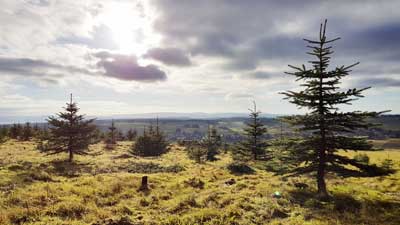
0, 57, 93, 79
55, 24, 118, 50
239, 71, 272, 80
144, 47, 191, 66
225, 92, 253, 100
356, 78, 400, 88
94, 52, 167, 82
151, 0, 400, 73
0, 55, 167, 83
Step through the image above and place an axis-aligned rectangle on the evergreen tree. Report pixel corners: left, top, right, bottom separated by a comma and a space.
203, 125, 221, 161
126, 128, 137, 141
187, 142, 207, 164
9, 123, 21, 139
0, 125, 8, 143
105, 120, 117, 149
236, 101, 269, 160
117, 130, 125, 141
33, 123, 40, 138
39, 125, 50, 140
41, 94, 96, 162
279, 20, 386, 199
130, 118, 168, 156
91, 128, 103, 144
21, 122, 34, 141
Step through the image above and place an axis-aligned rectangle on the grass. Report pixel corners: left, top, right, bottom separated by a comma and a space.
370, 138, 400, 150
0, 139, 399, 224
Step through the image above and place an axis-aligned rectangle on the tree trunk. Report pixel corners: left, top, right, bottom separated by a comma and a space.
69, 150, 73, 163
138, 176, 149, 191
317, 148, 329, 200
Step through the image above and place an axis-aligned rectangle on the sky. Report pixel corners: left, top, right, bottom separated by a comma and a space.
0, 0, 399, 121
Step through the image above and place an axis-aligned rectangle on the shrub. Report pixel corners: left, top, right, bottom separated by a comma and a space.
380, 159, 395, 172
130, 125, 168, 157
353, 153, 370, 164
187, 144, 207, 164
227, 162, 254, 174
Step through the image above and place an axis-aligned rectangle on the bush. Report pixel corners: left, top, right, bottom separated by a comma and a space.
130, 126, 168, 157
380, 159, 395, 171
353, 153, 370, 164
227, 162, 254, 174
187, 144, 207, 164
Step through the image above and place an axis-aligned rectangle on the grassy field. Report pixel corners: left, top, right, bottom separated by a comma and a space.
0, 140, 399, 225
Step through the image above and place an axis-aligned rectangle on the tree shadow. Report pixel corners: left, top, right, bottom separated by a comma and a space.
47, 159, 95, 177
287, 189, 400, 225
327, 164, 396, 178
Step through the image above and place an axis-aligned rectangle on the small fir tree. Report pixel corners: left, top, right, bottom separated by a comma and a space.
187, 142, 207, 164
21, 122, 34, 141
105, 119, 117, 149
235, 101, 269, 161
203, 125, 221, 161
91, 128, 103, 144
279, 20, 386, 199
9, 123, 22, 140
130, 118, 168, 156
117, 130, 125, 141
33, 123, 40, 137
126, 128, 137, 141
0, 126, 8, 143
41, 94, 96, 162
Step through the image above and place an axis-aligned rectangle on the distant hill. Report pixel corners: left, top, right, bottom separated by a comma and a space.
0, 112, 280, 124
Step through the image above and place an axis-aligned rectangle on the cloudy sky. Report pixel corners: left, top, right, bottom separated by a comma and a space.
0, 0, 399, 120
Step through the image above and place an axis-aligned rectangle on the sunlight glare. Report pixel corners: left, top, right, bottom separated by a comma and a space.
98, 2, 159, 55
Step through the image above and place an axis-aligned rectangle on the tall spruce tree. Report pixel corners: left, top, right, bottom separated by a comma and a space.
43, 94, 96, 162
280, 20, 385, 199
236, 101, 268, 160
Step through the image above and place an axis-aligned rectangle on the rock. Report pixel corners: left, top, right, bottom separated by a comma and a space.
225, 178, 236, 185
272, 191, 282, 198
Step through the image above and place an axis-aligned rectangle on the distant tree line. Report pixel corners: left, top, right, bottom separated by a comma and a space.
0, 122, 49, 142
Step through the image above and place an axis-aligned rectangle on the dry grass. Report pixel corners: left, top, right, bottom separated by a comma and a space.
0, 139, 399, 224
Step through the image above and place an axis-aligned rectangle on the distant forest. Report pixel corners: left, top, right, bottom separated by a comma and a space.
2, 114, 399, 143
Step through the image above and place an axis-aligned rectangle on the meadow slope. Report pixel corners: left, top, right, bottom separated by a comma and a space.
0, 140, 399, 225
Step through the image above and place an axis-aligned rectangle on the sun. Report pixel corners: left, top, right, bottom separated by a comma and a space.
98, 2, 160, 55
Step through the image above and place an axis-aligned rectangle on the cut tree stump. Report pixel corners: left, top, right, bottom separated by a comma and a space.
138, 176, 149, 191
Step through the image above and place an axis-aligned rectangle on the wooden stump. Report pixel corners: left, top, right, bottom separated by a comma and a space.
138, 176, 149, 191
